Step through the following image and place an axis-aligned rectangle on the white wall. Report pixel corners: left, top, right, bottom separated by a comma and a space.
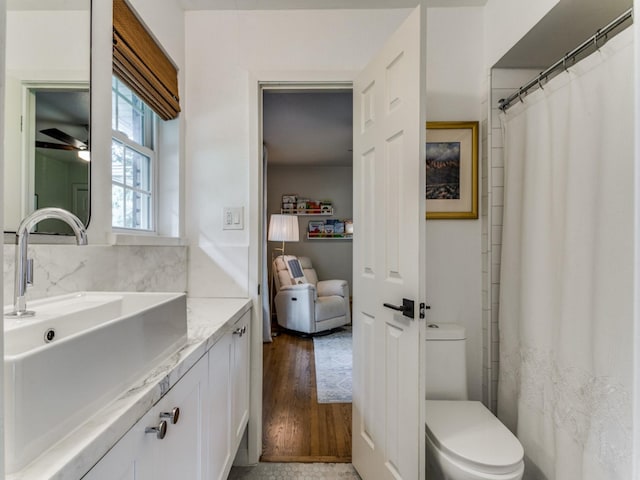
267, 165, 353, 289
425, 7, 485, 401
483, 0, 560, 67
184, 8, 411, 298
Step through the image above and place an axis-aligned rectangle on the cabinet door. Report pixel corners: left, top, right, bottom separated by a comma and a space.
83, 356, 208, 480
82, 408, 156, 480
155, 358, 208, 480
231, 312, 250, 450
208, 332, 233, 480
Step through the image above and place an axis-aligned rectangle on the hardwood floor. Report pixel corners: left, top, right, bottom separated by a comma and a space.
262, 330, 352, 463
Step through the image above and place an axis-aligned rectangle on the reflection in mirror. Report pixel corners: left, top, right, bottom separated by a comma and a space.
33, 89, 90, 234
4, 0, 91, 235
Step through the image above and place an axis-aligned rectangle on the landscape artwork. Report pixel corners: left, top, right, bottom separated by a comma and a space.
426, 141, 461, 199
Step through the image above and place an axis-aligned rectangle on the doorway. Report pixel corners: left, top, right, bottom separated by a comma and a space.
261, 87, 354, 462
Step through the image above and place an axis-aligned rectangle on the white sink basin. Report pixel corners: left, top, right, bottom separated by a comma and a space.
4, 291, 188, 474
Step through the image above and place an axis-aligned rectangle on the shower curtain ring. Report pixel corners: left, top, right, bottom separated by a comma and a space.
518, 89, 524, 104
537, 75, 544, 91
563, 56, 569, 72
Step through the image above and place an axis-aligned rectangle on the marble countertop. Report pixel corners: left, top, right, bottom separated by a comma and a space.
8, 297, 253, 480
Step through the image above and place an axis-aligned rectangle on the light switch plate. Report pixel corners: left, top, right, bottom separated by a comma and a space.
223, 207, 244, 230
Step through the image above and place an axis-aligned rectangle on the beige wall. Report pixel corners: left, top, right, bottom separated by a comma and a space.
267, 165, 353, 290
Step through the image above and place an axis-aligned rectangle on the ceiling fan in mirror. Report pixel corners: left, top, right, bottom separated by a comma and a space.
36, 127, 90, 161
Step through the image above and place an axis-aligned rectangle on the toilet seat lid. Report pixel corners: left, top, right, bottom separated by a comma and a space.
425, 400, 524, 475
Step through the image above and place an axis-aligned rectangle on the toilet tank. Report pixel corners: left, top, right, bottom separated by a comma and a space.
425, 323, 468, 400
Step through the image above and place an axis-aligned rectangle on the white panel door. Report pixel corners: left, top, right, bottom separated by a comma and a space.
352, 6, 425, 480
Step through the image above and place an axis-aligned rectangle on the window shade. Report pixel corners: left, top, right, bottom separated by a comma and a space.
113, 0, 180, 120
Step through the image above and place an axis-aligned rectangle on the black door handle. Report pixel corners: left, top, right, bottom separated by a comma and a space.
383, 298, 414, 319
383, 303, 404, 311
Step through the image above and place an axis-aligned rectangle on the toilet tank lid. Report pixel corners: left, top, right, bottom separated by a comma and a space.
426, 323, 465, 340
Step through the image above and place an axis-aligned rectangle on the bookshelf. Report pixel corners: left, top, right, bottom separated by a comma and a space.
280, 208, 334, 216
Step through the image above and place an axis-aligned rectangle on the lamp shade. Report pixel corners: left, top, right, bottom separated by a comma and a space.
268, 214, 299, 242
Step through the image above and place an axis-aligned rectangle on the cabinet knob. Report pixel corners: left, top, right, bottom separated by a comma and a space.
145, 420, 168, 440
233, 326, 246, 337
160, 407, 180, 425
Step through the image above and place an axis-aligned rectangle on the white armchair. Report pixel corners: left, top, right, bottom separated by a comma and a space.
273, 255, 350, 334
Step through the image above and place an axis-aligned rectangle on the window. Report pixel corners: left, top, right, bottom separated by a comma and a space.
112, 76, 157, 231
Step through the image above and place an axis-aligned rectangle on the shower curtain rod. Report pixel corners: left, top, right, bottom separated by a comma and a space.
498, 7, 633, 112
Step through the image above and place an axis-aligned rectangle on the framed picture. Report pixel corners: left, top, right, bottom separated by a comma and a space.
426, 121, 478, 219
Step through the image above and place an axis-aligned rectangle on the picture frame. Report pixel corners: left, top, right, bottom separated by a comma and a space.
426, 121, 478, 219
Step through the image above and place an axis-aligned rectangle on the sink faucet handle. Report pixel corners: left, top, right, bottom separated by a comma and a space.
26, 258, 34, 286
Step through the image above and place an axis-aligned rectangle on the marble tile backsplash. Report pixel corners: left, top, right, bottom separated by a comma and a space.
3, 245, 187, 305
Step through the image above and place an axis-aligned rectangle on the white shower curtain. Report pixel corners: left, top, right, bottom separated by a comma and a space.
498, 29, 634, 480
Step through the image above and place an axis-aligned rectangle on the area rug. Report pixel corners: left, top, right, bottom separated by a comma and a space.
313, 327, 352, 403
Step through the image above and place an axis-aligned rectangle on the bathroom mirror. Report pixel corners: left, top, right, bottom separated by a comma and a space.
4, 0, 91, 235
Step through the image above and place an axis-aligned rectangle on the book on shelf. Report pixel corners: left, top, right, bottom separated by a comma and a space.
306, 218, 353, 238
308, 221, 325, 233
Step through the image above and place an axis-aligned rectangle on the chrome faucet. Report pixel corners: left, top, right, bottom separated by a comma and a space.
7, 208, 88, 317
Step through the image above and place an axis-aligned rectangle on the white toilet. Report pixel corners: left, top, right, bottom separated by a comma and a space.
425, 323, 524, 480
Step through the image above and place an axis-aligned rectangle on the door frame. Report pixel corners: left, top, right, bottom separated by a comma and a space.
259, 82, 354, 343
247, 73, 356, 465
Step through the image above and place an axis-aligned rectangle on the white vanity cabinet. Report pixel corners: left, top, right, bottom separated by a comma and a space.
82, 306, 251, 480
83, 358, 208, 480
209, 310, 251, 480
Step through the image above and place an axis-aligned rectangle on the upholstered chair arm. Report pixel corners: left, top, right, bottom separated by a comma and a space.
278, 283, 318, 300
316, 279, 349, 299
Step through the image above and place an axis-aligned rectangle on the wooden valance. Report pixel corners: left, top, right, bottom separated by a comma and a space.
113, 0, 180, 120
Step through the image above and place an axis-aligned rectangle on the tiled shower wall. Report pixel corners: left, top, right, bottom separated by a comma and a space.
482, 68, 542, 412
480, 88, 491, 410
3, 244, 187, 303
